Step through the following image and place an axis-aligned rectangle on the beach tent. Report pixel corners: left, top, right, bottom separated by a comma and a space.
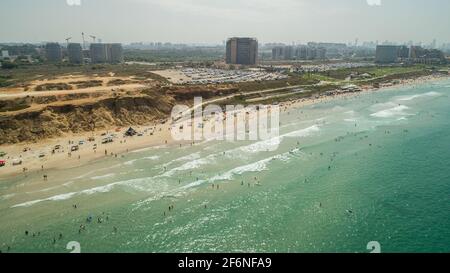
125, 127, 137, 137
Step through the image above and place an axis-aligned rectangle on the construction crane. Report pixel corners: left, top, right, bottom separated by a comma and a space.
82, 32, 86, 49
65, 37, 72, 47
90, 35, 97, 43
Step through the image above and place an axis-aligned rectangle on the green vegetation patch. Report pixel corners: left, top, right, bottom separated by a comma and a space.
0, 99, 31, 112
35, 83, 73, 91
69, 80, 103, 89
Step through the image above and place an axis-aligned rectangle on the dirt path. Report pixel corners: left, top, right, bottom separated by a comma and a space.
0, 83, 146, 99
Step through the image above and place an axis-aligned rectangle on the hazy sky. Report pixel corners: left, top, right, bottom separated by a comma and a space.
1, 0, 449, 44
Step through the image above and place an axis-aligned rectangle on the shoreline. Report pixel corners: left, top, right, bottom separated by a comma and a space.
0, 73, 448, 180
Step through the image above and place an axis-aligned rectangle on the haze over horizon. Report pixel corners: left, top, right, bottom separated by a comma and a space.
1, 0, 449, 45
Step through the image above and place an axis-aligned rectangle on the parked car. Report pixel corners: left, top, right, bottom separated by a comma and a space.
102, 137, 113, 144
12, 159, 23, 166
71, 145, 79, 152
38, 153, 46, 158
0, 160, 6, 167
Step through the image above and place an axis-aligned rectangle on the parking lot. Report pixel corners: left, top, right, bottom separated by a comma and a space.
154, 68, 288, 84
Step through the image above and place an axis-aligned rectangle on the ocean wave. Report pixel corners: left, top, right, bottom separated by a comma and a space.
180, 149, 299, 190
124, 155, 160, 166
11, 177, 152, 208
238, 125, 320, 154
73, 163, 122, 180
0, 193, 16, 200
161, 152, 201, 168
144, 156, 160, 160
161, 155, 214, 177
395, 92, 441, 101
12, 192, 77, 208
371, 105, 411, 118
283, 125, 320, 138
91, 173, 116, 180
124, 159, 138, 166
130, 145, 167, 153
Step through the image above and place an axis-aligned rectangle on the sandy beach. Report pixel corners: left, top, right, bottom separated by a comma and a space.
0, 73, 447, 180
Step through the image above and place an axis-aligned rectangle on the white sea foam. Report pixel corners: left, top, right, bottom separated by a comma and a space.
161, 152, 201, 168
11, 177, 151, 208
283, 125, 320, 138
371, 105, 411, 118
0, 193, 15, 200
144, 156, 160, 160
181, 150, 299, 190
238, 125, 320, 154
91, 173, 116, 180
12, 192, 77, 208
124, 159, 138, 166
73, 163, 122, 180
395, 92, 441, 101
161, 155, 213, 177
130, 145, 167, 153
124, 155, 160, 166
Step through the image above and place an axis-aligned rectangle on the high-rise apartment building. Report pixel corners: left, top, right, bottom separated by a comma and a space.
90, 43, 124, 64
67, 43, 83, 64
45, 43, 62, 62
226, 37, 258, 65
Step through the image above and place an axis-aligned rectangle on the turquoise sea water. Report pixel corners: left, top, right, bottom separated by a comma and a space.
0, 79, 449, 253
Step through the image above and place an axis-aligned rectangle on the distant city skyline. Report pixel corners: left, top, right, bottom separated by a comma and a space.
1, 0, 450, 45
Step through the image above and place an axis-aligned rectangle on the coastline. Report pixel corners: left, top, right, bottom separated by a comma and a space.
0, 73, 448, 180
